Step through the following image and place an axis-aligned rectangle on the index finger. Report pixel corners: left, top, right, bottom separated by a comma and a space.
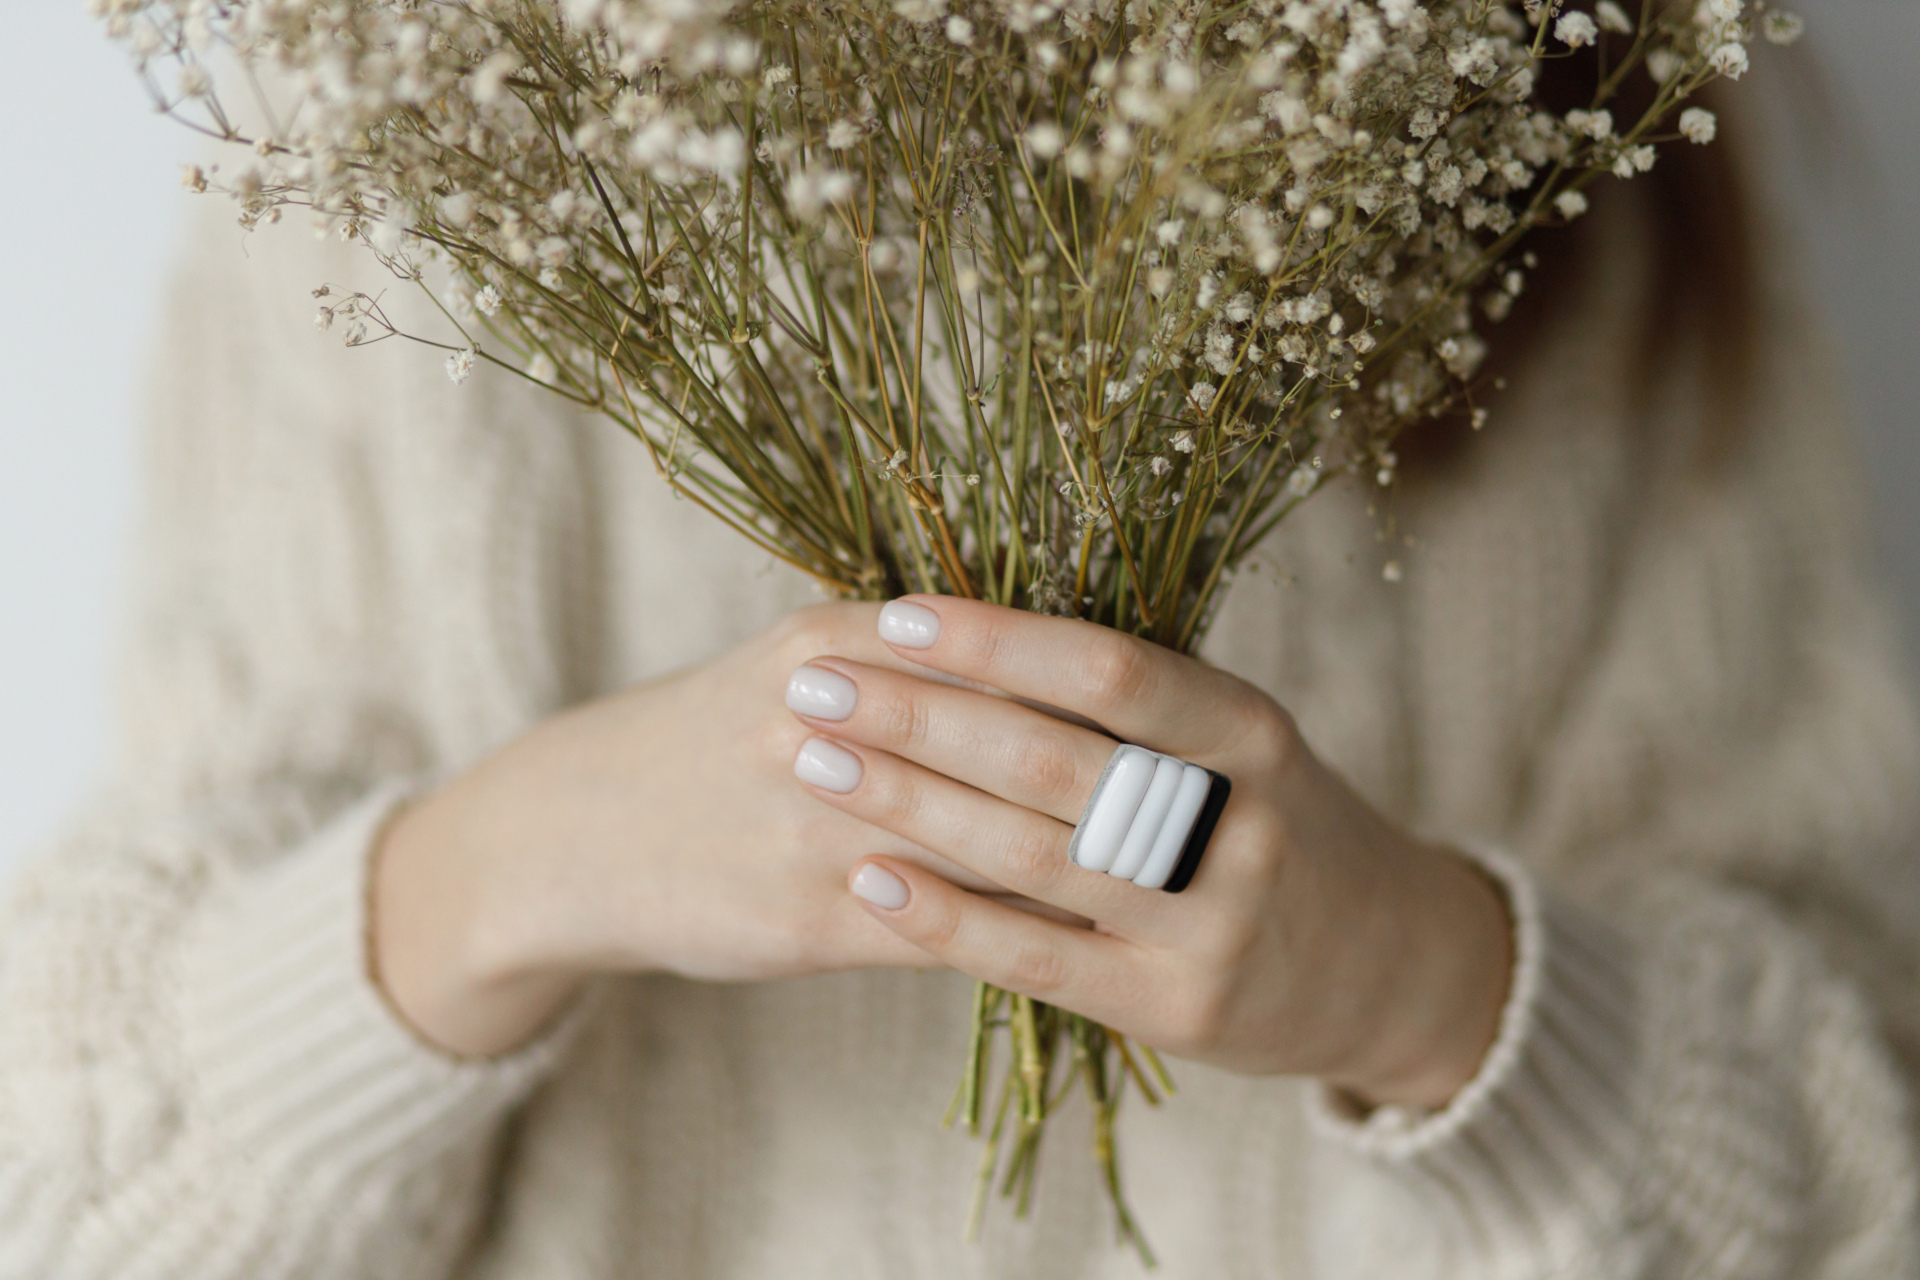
873, 595, 1258, 761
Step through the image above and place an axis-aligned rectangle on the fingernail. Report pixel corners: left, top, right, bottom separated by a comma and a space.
785, 664, 857, 721
878, 600, 941, 649
794, 737, 863, 793
851, 863, 910, 910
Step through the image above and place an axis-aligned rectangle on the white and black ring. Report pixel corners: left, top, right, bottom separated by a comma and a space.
1065, 745, 1230, 893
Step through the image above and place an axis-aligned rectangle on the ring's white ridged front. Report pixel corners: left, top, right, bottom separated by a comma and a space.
1068, 746, 1159, 873
1071, 744, 1215, 888
1131, 764, 1211, 890
1108, 755, 1184, 882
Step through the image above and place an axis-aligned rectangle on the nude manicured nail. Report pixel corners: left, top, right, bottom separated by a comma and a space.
794, 737, 863, 793
878, 600, 941, 649
851, 863, 910, 910
786, 664, 857, 720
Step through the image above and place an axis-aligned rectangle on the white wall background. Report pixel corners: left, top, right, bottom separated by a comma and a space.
0, 2, 193, 878
2, 2, 1917, 880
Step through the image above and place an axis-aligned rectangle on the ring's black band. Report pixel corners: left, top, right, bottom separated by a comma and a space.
1161, 768, 1231, 894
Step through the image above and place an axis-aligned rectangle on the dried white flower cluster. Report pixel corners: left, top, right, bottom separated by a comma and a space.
99, 0, 1788, 1253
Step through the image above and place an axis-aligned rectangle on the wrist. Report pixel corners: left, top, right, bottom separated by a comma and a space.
1334, 839, 1515, 1110
370, 784, 586, 1059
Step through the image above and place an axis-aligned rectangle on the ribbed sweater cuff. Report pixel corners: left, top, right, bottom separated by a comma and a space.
176, 784, 575, 1185
1305, 847, 1637, 1255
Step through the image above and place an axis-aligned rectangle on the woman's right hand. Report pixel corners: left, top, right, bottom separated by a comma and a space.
370, 602, 961, 1057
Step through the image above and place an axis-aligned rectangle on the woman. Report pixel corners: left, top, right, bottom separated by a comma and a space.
2, 64, 1917, 1279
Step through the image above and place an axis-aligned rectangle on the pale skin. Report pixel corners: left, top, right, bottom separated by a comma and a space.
374, 595, 1513, 1109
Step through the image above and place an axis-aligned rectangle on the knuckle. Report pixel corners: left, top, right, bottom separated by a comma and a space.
1219, 806, 1286, 884
1238, 697, 1304, 771
960, 614, 1015, 676
999, 939, 1070, 995
873, 684, 933, 753
771, 616, 834, 665
770, 601, 862, 663
864, 766, 919, 825
1162, 970, 1234, 1051
1205, 909, 1262, 973
996, 822, 1065, 892
1081, 633, 1156, 711
913, 896, 964, 954
1002, 732, 1083, 810
753, 711, 810, 761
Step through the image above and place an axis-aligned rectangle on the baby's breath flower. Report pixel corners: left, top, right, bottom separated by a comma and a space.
787, 166, 855, 219
826, 119, 862, 149
1172, 430, 1195, 454
1612, 145, 1656, 178
1680, 108, 1718, 144
1026, 122, 1064, 159
1763, 12, 1805, 45
945, 15, 974, 45
1554, 12, 1598, 48
1595, 2, 1634, 34
680, 128, 747, 176
440, 192, 475, 228
475, 284, 503, 316
529, 353, 558, 384
1709, 42, 1750, 79
446, 348, 476, 384
1566, 109, 1613, 140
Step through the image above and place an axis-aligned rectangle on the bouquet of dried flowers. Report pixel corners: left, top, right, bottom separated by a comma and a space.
100, 0, 1796, 1258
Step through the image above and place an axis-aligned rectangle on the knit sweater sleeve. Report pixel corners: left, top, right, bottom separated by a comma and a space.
0, 208, 603, 1278
1303, 304, 1920, 1275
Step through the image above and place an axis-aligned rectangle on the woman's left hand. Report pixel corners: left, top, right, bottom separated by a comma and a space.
784, 595, 1514, 1110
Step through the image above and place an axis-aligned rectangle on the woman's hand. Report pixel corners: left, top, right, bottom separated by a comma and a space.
790, 596, 1515, 1109
372, 603, 989, 1059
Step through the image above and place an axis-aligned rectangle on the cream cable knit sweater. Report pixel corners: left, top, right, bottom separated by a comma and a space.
3, 182, 1919, 1278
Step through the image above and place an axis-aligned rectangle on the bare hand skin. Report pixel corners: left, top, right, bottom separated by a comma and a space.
375, 595, 1513, 1111
374, 604, 991, 1057
798, 596, 1514, 1110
